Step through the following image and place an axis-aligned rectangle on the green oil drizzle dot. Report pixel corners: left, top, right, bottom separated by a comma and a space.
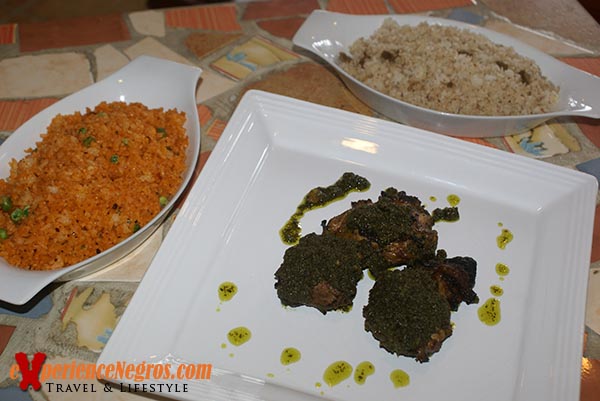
497, 229, 513, 249
498, 222, 503, 227
323, 361, 353, 387
478, 298, 501, 326
429, 196, 437, 202
354, 361, 375, 385
266, 373, 275, 378
447, 194, 460, 207
227, 326, 252, 346
280, 347, 301, 365
229, 353, 234, 358
315, 382, 322, 388
390, 369, 410, 388
490, 285, 504, 296
218, 281, 238, 302
220, 343, 227, 349
495, 263, 510, 277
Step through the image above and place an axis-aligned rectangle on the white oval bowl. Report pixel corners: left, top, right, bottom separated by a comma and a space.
293, 10, 600, 137
0, 56, 202, 305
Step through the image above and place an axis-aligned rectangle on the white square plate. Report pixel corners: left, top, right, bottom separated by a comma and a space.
98, 90, 596, 401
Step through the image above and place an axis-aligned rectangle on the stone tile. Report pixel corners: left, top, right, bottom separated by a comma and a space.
593, 206, 600, 265
211, 36, 299, 81
0, 98, 59, 131
483, 20, 594, 56
389, 0, 472, 13
197, 104, 213, 128
480, 0, 600, 53
0, 23, 16, 45
581, 358, 600, 401
327, 0, 389, 14
242, 0, 320, 20
576, 117, 600, 149
19, 14, 130, 53
165, 4, 241, 31
0, 387, 32, 401
198, 150, 212, 174
0, 324, 15, 356
587, 267, 600, 334
560, 57, 600, 76
503, 124, 574, 158
185, 31, 244, 59
0, 53, 92, 98
94, 44, 130, 81
0, 293, 53, 317
124, 37, 192, 66
206, 119, 227, 141
257, 17, 306, 40
129, 9, 165, 37
196, 69, 237, 103
241, 62, 373, 117
61, 287, 117, 352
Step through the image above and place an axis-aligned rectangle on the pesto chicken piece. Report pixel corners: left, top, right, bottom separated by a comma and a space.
274, 233, 372, 314
363, 268, 452, 363
422, 256, 479, 311
325, 187, 438, 278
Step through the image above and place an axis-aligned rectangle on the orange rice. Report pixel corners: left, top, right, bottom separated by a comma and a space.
0, 101, 188, 270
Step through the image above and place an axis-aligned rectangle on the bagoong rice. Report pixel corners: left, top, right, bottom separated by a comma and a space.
0, 101, 188, 270
338, 19, 559, 116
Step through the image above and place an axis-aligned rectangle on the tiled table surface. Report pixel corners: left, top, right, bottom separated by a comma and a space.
0, 0, 599, 400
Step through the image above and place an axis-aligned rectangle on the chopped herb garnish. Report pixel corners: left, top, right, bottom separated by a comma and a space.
10, 206, 29, 223
0, 228, 7, 240
78, 127, 87, 134
121, 138, 129, 146
110, 155, 119, 164
156, 127, 167, 138
82, 136, 95, 147
133, 221, 141, 233
97, 112, 107, 117
159, 196, 168, 207
0, 195, 12, 212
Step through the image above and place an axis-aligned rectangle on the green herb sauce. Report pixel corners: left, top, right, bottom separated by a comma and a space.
353, 361, 375, 385
496, 229, 514, 249
390, 369, 410, 388
495, 263, 510, 277
490, 285, 504, 297
279, 173, 370, 245
478, 298, 501, 326
218, 281, 238, 302
280, 347, 301, 365
447, 194, 460, 207
323, 361, 353, 387
227, 326, 251, 346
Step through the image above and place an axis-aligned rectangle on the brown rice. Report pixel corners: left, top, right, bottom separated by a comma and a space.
0, 101, 188, 270
338, 19, 559, 116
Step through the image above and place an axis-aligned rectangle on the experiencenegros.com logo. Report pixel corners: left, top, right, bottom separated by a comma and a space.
11, 352, 212, 393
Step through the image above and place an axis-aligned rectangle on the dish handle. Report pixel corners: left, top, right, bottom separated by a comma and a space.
559, 63, 600, 119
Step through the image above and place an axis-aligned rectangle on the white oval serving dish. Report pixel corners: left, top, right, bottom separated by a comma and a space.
0, 56, 202, 305
293, 10, 600, 137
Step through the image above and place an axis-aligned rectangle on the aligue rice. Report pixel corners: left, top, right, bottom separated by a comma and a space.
0, 101, 188, 270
